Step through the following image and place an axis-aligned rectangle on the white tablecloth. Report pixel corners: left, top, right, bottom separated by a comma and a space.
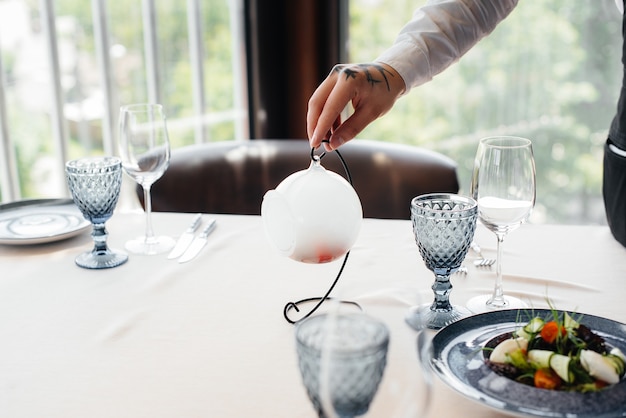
1, 212, 625, 417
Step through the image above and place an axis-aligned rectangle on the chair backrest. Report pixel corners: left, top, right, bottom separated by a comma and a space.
139, 139, 459, 219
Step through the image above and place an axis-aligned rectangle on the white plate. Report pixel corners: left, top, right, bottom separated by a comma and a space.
0, 199, 90, 245
430, 309, 626, 418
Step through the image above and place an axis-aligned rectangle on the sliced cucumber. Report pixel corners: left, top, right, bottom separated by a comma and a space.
524, 317, 545, 334
563, 311, 579, 330
606, 354, 625, 376
610, 347, 626, 363
528, 349, 554, 369
515, 327, 532, 341
550, 353, 572, 383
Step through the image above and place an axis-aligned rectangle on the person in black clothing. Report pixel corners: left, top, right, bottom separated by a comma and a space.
604, 1, 626, 247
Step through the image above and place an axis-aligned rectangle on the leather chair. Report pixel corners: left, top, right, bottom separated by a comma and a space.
138, 139, 459, 220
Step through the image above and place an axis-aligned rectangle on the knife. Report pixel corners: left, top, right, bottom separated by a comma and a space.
167, 213, 203, 259
178, 219, 217, 263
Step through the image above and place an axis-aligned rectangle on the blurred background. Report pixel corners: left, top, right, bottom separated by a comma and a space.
0, 0, 621, 224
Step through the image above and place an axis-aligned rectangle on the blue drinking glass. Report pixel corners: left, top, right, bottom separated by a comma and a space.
406, 193, 477, 330
66, 156, 128, 269
296, 313, 389, 418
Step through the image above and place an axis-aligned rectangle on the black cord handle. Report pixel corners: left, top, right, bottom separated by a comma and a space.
283, 141, 362, 324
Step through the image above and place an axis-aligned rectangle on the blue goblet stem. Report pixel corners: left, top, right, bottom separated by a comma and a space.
431, 272, 453, 312
91, 222, 110, 254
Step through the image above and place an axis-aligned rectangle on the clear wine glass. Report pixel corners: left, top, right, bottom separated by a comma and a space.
466, 136, 536, 313
406, 193, 478, 330
295, 313, 389, 418
118, 103, 175, 255
65, 156, 128, 269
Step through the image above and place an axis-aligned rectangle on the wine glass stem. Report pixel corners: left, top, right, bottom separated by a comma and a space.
489, 233, 507, 307
143, 185, 157, 243
431, 273, 453, 312
91, 223, 109, 254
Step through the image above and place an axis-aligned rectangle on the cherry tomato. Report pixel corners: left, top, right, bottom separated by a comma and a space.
534, 368, 562, 390
540, 321, 566, 344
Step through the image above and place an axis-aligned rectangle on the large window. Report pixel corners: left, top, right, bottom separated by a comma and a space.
350, 0, 621, 225
2, 0, 621, 225
0, 0, 247, 205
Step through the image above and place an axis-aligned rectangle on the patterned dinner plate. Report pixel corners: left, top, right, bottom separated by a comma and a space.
0, 198, 90, 245
430, 309, 626, 418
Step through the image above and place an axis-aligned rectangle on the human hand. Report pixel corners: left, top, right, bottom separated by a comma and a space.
307, 62, 406, 151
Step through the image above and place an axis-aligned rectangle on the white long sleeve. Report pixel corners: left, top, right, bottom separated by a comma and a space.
375, 0, 519, 92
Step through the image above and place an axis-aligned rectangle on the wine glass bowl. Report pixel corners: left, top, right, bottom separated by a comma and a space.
406, 193, 477, 330
295, 313, 389, 418
466, 136, 536, 313
122, 147, 169, 187
118, 103, 175, 255
65, 156, 128, 269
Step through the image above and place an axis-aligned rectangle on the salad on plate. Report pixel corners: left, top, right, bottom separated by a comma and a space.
485, 311, 626, 392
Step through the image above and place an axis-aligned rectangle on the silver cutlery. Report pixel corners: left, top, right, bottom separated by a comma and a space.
178, 218, 217, 263
470, 241, 496, 267
456, 242, 493, 275
455, 266, 468, 275
167, 213, 203, 259
474, 258, 496, 267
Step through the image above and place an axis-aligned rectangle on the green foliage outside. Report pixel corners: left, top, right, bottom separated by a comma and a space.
350, 0, 622, 224
1, 0, 237, 200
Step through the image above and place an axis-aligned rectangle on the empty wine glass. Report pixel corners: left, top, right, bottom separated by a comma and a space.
65, 156, 128, 269
118, 103, 175, 255
466, 136, 536, 313
406, 193, 477, 330
295, 313, 389, 418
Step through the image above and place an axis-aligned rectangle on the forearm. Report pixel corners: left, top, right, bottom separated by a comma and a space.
376, 0, 519, 92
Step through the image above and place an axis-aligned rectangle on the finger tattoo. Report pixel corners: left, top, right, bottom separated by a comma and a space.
333, 63, 393, 91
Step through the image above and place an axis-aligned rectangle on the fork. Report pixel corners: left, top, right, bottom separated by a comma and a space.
455, 266, 468, 275
471, 242, 496, 267
455, 242, 494, 275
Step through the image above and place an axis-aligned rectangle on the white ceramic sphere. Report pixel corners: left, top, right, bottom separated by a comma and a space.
261, 160, 363, 263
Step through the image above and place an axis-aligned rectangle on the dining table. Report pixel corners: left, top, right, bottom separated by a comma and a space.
1, 208, 625, 418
